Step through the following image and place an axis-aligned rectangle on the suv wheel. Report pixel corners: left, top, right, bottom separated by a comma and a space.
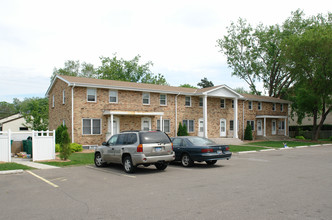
155, 162, 168, 171
94, 153, 106, 167
123, 156, 136, 173
181, 154, 194, 167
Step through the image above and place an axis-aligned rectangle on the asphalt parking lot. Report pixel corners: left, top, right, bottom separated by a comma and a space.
1, 145, 332, 220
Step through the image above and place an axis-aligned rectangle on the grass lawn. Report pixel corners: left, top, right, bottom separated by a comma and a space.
247, 141, 322, 148
0, 163, 34, 171
40, 152, 94, 167
229, 145, 268, 152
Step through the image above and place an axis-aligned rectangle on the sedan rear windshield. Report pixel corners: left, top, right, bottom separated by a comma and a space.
139, 132, 171, 144
186, 137, 216, 146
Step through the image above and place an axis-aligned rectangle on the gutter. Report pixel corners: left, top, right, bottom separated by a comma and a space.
175, 92, 180, 136
71, 83, 76, 143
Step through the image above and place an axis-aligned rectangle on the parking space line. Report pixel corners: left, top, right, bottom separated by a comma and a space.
26, 170, 59, 188
85, 166, 136, 178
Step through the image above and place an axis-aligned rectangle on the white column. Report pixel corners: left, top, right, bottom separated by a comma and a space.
160, 115, 163, 131
264, 117, 266, 137
284, 118, 287, 136
203, 95, 208, 138
233, 98, 238, 138
110, 114, 114, 136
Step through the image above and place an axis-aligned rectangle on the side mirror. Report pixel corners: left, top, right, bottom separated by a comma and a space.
102, 142, 108, 146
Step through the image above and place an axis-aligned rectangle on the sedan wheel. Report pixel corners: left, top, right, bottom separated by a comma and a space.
155, 162, 168, 170
206, 160, 217, 165
181, 154, 194, 167
123, 156, 136, 173
94, 153, 106, 167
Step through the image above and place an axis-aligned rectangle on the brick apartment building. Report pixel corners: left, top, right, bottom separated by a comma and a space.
46, 75, 290, 146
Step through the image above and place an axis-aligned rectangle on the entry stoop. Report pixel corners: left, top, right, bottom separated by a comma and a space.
210, 138, 244, 145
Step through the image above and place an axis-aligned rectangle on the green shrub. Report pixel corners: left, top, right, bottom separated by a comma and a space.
56, 124, 68, 144
177, 122, 188, 136
244, 124, 253, 140
70, 143, 83, 153
60, 129, 71, 160
295, 136, 305, 140
329, 136, 332, 141
55, 144, 60, 153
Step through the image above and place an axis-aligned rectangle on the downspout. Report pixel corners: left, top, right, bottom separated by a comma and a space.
242, 99, 247, 140
71, 84, 75, 143
175, 93, 180, 136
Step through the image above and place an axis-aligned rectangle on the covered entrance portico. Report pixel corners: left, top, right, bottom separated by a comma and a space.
256, 115, 288, 137
103, 110, 164, 141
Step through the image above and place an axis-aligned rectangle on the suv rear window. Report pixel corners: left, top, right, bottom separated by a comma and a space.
139, 132, 171, 144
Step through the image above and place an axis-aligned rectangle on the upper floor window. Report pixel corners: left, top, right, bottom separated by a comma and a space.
220, 99, 226, 108
160, 94, 167, 106
83, 118, 101, 135
248, 101, 253, 110
232, 100, 234, 108
62, 90, 65, 104
199, 97, 203, 107
109, 90, 118, 103
185, 96, 191, 107
280, 103, 284, 112
272, 103, 276, 111
52, 95, 55, 108
258, 102, 262, 111
142, 92, 150, 105
87, 88, 97, 102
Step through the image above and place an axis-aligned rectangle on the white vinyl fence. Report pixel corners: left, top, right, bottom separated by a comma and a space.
0, 130, 55, 162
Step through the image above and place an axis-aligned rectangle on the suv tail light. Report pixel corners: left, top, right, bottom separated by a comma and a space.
171, 142, 173, 151
137, 144, 143, 152
201, 148, 213, 153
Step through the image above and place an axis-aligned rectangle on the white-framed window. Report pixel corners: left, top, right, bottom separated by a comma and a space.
183, 119, 194, 133
279, 121, 285, 130
248, 101, 253, 110
199, 97, 203, 107
62, 90, 65, 104
220, 99, 226, 108
52, 95, 55, 108
82, 118, 101, 135
247, 120, 255, 131
232, 100, 234, 108
280, 103, 284, 112
258, 102, 262, 111
62, 120, 66, 126
272, 103, 276, 111
157, 119, 170, 133
87, 88, 97, 102
230, 120, 234, 131
142, 92, 150, 105
109, 90, 118, 103
160, 94, 167, 106
185, 96, 191, 107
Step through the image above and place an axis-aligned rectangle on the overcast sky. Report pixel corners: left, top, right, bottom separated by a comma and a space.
0, 0, 330, 103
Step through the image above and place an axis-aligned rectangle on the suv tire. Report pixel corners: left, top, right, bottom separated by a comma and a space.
94, 153, 106, 167
123, 156, 136, 173
155, 162, 168, 170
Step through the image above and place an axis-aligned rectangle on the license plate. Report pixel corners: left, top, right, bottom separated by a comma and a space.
217, 150, 223, 155
155, 147, 162, 152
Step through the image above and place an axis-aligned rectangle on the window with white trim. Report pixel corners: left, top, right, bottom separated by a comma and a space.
183, 120, 194, 133
278, 121, 285, 130
160, 94, 167, 106
199, 97, 203, 107
280, 104, 284, 112
87, 88, 97, 102
258, 102, 262, 111
83, 119, 101, 135
157, 119, 170, 132
63, 90, 65, 104
52, 95, 55, 108
220, 99, 226, 108
109, 90, 118, 103
248, 101, 253, 110
247, 120, 255, 131
230, 120, 234, 131
232, 100, 234, 108
185, 96, 191, 107
272, 103, 276, 111
142, 92, 150, 105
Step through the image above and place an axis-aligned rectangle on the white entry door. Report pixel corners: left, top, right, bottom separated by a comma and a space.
220, 119, 226, 137
106, 117, 120, 141
272, 120, 276, 135
257, 120, 263, 136
141, 117, 151, 131
198, 118, 204, 137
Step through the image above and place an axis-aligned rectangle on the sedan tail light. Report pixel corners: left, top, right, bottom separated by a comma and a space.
201, 148, 213, 153
225, 146, 230, 151
137, 144, 143, 152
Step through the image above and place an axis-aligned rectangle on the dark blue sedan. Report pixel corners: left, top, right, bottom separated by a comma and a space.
171, 136, 232, 167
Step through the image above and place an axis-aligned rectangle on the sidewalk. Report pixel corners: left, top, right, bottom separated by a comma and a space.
11, 158, 59, 169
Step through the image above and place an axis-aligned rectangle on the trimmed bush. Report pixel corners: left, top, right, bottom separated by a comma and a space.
55, 124, 68, 144
60, 129, 71, 160
70, 143, 83, 153
244, 124, 253, 140
177, 122, 188, 136
295, 136, 305, 140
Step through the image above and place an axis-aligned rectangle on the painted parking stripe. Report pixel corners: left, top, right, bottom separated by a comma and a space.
26, 170, 59, 188
85, 165, 136, 178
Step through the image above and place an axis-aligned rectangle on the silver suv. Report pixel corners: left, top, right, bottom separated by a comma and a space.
94, 131, 175, 173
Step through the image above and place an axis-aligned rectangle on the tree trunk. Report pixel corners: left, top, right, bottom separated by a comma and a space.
314, 106, 332, 141
312, 109, 318, 141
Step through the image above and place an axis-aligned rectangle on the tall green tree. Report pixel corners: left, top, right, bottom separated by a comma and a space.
19, 97, 49, 131
197, 77, 214, 88
179, 84, 197, 89
284, 16, 332, 140
0, 101, 18, 118
217, 10, 309, 97
97, 54, 168, 85
51, 60, 97, 81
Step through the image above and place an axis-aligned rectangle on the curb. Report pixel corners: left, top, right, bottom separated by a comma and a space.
259, 149, 276, 152
0, 169, 24, 175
